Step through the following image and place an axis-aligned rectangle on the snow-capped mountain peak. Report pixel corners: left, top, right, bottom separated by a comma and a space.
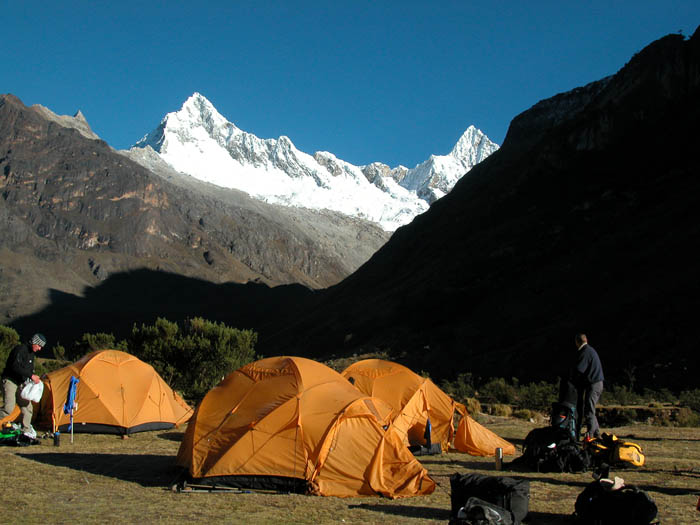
131, 93, 498, 230
391, 126, 499, 204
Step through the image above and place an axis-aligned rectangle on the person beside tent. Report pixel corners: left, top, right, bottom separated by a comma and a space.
571, 333, 604, 439
0, 333, 46, 438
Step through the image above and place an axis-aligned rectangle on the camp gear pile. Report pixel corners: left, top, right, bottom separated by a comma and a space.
450, 473, 529, 525
508, 426, 591, 473
0, 423, 39, 447
574, 477, 658, 524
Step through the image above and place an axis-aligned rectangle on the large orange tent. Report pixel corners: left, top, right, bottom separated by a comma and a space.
176, 356, 435, 498
35, 350, 192, 434
341, 359, 514, 457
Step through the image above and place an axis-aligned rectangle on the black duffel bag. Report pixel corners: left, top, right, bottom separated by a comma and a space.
574, 479, 658, 524
450, 473, 529, 525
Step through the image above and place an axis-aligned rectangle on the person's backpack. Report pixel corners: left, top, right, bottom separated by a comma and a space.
452, 497, 514, 525
574, 479, 658, 524
550, 401, 577, 441
509, 426, 590, 473
450, 473, 529, 525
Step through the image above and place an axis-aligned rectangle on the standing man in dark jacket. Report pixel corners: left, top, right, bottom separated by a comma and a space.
1, 333, 46, 436
572, 333, 604, 439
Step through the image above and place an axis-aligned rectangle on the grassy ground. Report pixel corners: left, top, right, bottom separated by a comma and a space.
1, 417, 698, 524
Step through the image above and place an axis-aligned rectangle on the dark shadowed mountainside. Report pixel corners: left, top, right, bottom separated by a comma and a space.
259, 29, 700, 389
4, 29, 700, 390
0, 93, 387, 339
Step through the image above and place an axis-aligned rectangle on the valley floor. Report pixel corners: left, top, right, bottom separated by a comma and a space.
1, 418, 698, 524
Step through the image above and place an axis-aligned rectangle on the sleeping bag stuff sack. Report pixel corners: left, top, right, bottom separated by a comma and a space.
449, 473, 529, 525
575, 479, 657, 524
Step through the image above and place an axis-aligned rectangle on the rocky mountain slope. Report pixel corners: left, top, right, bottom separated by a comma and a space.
7, 29, 699, 392
259, 29, 700, 389
0, 93, 388, 330
133, 93, 498, 230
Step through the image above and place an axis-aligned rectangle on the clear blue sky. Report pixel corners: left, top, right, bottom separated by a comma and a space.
4, 2, 700, 168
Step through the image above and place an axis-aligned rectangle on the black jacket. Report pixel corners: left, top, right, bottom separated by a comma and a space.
1, 343, 35, 384
573, 344, 604, 387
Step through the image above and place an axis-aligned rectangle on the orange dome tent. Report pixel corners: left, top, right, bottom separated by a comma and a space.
341, 359, 514, 457
176, 356, 435, 498
35, 350, 192, 435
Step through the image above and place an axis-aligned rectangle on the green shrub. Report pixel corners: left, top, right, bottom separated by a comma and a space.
642, 387, 677, 404
675, 407, 700, 427
440, 372, 476, 402
513, 408, 534, 420
52, 343, 67, 361
651, 411, 672, 427
128, 317, 258, 400
0, 325, 20, 377
599, 407, 638, 427
35, 358, 70, 376
465, 397, 481, 416
71, 332, 128, 357
479, 378, 517, 405
517, 381, 558, 411
490, 403, 513, 417
679, 389, 700, 412
601, 385, 643, 406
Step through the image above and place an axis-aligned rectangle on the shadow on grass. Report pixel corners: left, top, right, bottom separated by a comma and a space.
346, 503, 449, 521
18, 453, 180, 487
618, 433, 700, 442
501, 436, 526, 448
523, 511, 576, 524
157, 431, 184, 442
418, 459, 487, 470
500, 472, 590, 489
636, 467, 700, 479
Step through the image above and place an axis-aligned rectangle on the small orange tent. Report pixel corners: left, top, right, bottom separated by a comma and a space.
341, 359, 514, 457
35, 350, 192, 435
176, 356, 435, 498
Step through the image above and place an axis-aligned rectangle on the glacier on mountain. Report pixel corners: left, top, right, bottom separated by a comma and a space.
133, 93, 498, 231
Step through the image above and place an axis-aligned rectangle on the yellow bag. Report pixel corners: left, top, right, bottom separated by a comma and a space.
585, 433, 646, 468
612, 441, 645, 467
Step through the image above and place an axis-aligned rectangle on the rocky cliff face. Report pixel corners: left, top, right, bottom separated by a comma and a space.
0, 94, 388, 325
259, 29, 700, 389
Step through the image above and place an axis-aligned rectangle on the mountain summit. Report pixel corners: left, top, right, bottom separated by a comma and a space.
133, 93, 497, 230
